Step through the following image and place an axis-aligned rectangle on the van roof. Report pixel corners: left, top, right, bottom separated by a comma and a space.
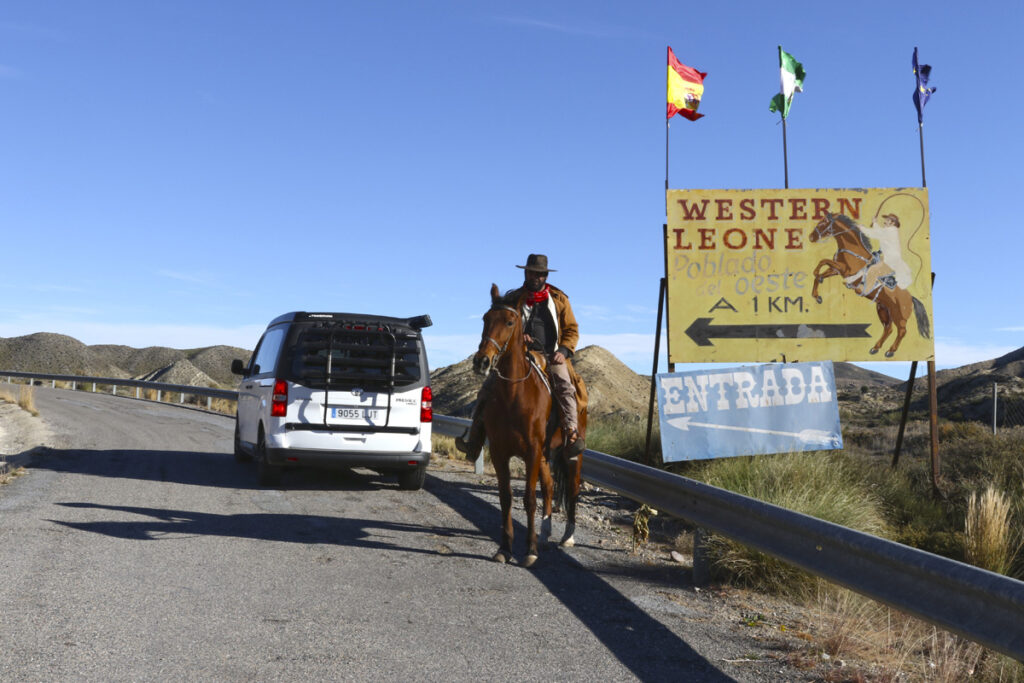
266, 311, 432, 330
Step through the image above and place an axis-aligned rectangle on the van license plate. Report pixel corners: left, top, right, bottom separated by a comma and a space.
331, 407, 380, 420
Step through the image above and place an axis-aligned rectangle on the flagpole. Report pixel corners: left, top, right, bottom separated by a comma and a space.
782, 117, 789, 189
918, 122, 927, 188
665, 118, 670, 219
777, 46, 789, 189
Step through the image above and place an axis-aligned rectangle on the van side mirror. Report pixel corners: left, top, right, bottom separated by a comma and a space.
231, 359, 248, 376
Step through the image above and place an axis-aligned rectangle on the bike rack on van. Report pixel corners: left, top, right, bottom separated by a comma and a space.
292, 319, 422, 431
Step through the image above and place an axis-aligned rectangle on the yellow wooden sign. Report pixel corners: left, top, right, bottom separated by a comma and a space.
665, 188, 934, 363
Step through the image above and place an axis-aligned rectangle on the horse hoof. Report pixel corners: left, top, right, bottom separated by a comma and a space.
869, 348, 879, 355
885, 351, 895, 358
560, 536, 575, 548
492, 551, 508, 564
523, 554, 538, 568
815, 296, 822, 304
540, 516, 553, 543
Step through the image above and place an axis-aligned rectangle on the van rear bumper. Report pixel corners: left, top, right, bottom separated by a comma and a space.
265, 447, 430, 470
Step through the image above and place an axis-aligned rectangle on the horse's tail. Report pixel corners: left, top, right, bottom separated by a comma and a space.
551, 448, 569, 514
912, 297, 931, 339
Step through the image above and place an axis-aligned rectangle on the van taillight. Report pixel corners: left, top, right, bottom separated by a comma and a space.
420, 386, 432, 423
271, 379, 288, 417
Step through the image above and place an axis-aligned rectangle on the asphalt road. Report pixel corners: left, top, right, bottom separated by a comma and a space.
0, 386, 811, 682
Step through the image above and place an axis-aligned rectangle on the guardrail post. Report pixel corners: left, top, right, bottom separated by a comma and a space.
692, 527, 710, 587
207, 397, 212, 410
113, 385, 117, 396
136, 387, 140, 399
51, 379, 56, 388
180, 393, 184, 404
157, 390, 162, 402
72, 381, 77, 391
92, 382, 96, 392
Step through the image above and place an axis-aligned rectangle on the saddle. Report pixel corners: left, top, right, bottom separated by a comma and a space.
525, 349, 589, 416
845, 257, 897, 300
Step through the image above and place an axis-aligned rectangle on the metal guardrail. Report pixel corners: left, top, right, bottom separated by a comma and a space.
1, 371, 237, 406
5, 371, 1024, 660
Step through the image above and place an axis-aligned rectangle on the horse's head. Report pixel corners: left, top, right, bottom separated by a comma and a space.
808, 212, 834, 244
472, 283, 522, 376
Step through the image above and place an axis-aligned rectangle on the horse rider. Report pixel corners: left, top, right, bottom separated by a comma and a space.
856, 213, 913, 291
456, 253, 585, 461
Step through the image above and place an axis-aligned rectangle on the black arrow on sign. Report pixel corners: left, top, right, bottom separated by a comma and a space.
685, 317, 872, 347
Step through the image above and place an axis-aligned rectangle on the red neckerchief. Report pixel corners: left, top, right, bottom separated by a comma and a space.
525, 284, 550, 306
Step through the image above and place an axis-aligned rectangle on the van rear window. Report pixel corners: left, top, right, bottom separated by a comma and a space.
282, 321, 422, 390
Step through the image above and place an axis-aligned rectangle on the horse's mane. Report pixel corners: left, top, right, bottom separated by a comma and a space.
494, 290, 521, 309
834, 214, 873, 253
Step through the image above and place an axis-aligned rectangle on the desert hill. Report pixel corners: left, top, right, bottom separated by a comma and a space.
0, 333, 250, 389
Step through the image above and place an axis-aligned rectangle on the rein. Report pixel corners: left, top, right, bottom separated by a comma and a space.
485, 305, 534, 384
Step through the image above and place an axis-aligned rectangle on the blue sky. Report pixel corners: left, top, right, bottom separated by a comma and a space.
0, 1, 1020, 380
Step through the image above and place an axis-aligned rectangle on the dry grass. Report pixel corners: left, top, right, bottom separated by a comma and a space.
0, 464, 28, 485
209, 398, 237, 416
802, 586, 1012, 682
18, 385, 39, 416
0, 384, 39, 416
965, 486, 1019, 575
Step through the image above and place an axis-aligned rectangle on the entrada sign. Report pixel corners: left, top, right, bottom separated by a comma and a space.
657, 361, 842, 462
665, 188, 934, 363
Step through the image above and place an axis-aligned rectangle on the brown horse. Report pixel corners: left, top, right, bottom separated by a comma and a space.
808, 212, 931, 357
471, 283, 583, 567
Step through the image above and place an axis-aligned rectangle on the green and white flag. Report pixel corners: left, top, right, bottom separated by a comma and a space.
768, 47, 806, 119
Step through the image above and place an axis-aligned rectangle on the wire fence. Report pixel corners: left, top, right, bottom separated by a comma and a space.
994, 383, 1024, 432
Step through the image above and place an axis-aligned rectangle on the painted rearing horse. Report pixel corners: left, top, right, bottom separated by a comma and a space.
808, 212, 931, 357
471, 284, 583, 567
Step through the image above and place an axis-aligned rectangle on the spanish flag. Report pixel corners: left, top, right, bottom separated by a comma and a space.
667, 47, 706, 121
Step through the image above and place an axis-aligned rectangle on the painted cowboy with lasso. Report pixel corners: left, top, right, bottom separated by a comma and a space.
457, 253, 585, 460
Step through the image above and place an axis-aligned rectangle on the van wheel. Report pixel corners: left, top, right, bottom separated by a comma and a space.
256, 427, 282, 487
397, 464, 427, 491
234, 421, 252, 462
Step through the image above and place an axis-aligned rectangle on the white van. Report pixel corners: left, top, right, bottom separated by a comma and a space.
231, 312, 433, 489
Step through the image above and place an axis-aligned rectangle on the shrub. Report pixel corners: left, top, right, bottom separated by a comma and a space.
965, 486, 1018, 575
691, 451, 889, 594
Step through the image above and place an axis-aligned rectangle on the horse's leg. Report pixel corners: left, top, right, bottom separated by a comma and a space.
522, 450, 542, 568
560, 411, 585, 547
538, 449, 554, 546
885, 293, 911, 357
871, 302, 893, 355
812, 261, 841, 303
492, 454, 514, 564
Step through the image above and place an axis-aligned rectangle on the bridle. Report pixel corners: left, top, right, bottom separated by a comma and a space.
814, 214, 871, 266
480, 305, 534, 383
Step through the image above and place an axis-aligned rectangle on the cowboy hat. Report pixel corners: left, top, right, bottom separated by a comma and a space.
516, 253, 556, 273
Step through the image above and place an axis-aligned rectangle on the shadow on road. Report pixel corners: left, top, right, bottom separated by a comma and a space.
50, 501, 486, 561
428, 479, 731, 682
25, 446, 415, 491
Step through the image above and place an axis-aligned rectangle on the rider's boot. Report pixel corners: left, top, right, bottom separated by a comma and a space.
565, 425, 585, 457
455, 404, 485, 462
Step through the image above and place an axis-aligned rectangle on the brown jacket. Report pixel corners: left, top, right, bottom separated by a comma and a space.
509, 284, 579, 357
